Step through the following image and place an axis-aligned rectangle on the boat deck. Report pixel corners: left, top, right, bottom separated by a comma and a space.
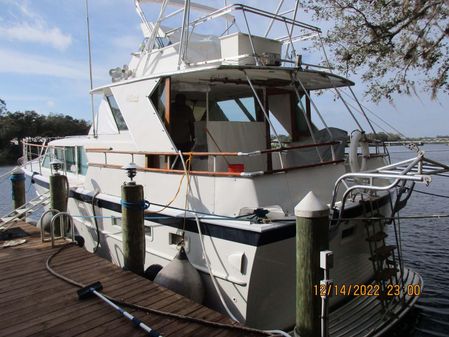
0, 222, 267, 337
329, 266, 422, 337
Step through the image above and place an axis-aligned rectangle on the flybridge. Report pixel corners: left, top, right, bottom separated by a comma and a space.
123, 0, 324, 78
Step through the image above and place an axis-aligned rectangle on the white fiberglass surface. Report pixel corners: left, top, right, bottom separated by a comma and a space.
110, 79, 176, 152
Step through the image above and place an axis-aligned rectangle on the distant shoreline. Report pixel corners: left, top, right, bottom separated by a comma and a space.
384, 140, 449, 146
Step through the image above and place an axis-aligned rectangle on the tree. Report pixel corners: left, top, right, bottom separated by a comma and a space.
0, 99, 6, 114
0, 103, 90, 164
303, 0, 449, 101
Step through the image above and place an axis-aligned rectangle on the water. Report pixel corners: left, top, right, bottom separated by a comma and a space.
386, 144, 449, 337
0, 144, 448, 336
0, 166, 41, 220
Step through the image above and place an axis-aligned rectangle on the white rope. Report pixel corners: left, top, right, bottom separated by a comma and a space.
179, 151, 291, 336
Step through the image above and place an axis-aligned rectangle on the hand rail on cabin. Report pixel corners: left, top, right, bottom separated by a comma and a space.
85, 140, 343, 177
23, 140, 344, 176
84, 140, 341, 157
88, 159, 344, 177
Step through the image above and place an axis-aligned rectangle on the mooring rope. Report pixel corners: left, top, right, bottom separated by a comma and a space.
120, 199, 150, 210
412, 189, 449, 199
337, 214, 449, 221
45, 244, 278, 336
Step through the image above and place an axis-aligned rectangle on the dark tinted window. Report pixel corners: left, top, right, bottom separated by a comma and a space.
106, 95, 128, 131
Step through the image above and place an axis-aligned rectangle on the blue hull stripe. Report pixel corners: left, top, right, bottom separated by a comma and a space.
31, 174, 391, 247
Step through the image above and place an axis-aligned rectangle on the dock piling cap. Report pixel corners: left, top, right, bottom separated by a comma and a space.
294, 191, 329, 218
12, 167, 24, 175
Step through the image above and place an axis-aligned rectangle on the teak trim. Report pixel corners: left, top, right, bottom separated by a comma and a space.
84, 141, 340, 157
89, 158, 344, 177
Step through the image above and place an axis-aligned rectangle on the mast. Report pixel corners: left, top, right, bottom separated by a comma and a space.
85, 0, 96, 137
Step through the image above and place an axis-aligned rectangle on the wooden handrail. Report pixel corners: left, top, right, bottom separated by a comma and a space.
85, 141, 341, 158
258, 141, 340, 155
89, 158, 344, 177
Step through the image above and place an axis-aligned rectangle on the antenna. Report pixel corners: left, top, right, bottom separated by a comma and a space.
85, 0, 96, 138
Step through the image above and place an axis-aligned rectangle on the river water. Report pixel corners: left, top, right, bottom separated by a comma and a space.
385, 144, 449, 337
0, 144, 448, 336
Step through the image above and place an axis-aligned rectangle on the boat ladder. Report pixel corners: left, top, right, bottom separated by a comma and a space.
362, 203, 403, 308
0, 191, 51, 231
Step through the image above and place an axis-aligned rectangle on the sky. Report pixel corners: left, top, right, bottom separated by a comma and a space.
0, 0, 448, 137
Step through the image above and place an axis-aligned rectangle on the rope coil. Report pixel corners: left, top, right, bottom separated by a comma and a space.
9, 174, 26, 182
120, 200, 150, 210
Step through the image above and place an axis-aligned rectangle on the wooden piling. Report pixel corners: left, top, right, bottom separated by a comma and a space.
294, 191, 329, 337
11, 168, 26, 211
49, 173, 68, 236
121, 182, 145, 275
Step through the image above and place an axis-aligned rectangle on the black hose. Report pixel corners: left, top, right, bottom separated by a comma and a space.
92, 191, 101, 252
45, 244, 276, 336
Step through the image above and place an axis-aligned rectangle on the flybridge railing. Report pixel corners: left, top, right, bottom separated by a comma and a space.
85, 141, 342, 177
135, 1, 322, 68
162, 4, 321, 37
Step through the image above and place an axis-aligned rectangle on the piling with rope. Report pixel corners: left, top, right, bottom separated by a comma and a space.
10, 167, 26, 211
121, 163, 146, 275
294, 191, 329, 337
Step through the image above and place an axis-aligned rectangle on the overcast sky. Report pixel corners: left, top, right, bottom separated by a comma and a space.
0, 0, 447, 137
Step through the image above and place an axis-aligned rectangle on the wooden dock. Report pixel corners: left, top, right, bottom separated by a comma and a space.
0, 222, 268, 337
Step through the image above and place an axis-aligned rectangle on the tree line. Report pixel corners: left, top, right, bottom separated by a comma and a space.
0, 99, 90, 165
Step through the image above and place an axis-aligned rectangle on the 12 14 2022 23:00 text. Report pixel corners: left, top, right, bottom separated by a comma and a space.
313, 284, 422, 297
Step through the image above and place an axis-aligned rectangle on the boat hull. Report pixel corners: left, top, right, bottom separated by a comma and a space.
28, 171, 412, 330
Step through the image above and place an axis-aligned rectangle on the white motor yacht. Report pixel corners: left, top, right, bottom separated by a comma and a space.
22, 1, 435, 334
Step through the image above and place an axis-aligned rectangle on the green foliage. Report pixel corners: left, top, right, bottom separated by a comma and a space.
303, 0, 449, 101
365, 132, 402, 142
0, 99, 6, 114
0, 99, 90, 164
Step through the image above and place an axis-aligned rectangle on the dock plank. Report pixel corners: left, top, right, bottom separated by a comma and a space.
0, 222, 267, 337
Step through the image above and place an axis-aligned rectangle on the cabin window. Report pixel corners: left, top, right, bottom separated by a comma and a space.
64, 147, 76, 173
150, 80, 167, 119
77, 147, 88, 175
41, 146, 88, 175
295, 94, 313, 137
42, 151, 51, 169
54, 147, 76, 173
209, 96, 258, 122
106, 95, 128, 131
